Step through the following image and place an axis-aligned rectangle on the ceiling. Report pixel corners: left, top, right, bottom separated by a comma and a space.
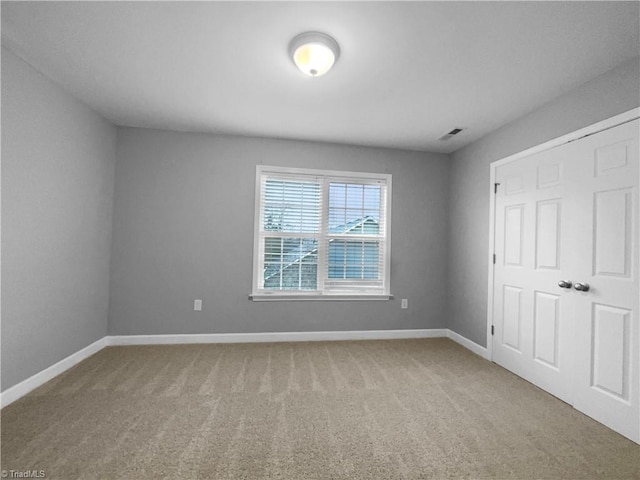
2, 2, 638, 154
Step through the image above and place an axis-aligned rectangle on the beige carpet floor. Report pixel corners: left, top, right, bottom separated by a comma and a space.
1, 338, 638, 479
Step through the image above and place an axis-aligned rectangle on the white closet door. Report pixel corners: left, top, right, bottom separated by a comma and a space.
492, 118, 639, 443
493, 145, 574, 404
570, 119, 639, 441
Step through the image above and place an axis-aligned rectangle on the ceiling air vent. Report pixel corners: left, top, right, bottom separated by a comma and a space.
438, 128, 464, 141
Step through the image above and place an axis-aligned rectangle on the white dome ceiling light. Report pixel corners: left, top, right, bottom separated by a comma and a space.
289, 32, 340, 77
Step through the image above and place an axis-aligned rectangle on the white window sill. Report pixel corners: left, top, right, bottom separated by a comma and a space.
249, 294, 393, 302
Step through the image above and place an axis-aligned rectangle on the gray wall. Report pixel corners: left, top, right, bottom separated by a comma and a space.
3, 44, 637, 394
109, 128, 450, 335
1, 48, 117, 391
448, 56, 640, 347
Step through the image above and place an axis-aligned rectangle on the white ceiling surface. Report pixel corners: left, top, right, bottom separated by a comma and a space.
2, 2, 638, 154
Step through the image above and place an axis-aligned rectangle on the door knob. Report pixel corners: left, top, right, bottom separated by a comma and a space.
574, 282, 590, 292
558, 280, 572, 289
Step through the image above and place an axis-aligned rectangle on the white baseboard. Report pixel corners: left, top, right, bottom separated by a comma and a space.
447, 329, 489, 359
107, 328, 449, 346
0, 337, 107, 409
1, 328, 487, 409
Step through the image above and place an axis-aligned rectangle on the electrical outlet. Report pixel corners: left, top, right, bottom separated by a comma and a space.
194, 299, 202, 311
401, 298, 408, 309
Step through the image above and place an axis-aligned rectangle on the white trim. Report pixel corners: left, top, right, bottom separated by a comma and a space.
256, 164, 393, 181
487, 163, 497, 361
490, 109, 640, 169
107, 329, 448, 346
0, 337, 107, 409
486, 108, 640, 362
250, 294, 392, 301
447, 330, 489, 359
383, 174, 392, 293
252, 165, 263, 295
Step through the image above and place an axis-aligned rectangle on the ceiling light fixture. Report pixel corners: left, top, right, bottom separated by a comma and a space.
289, 32, 340, 77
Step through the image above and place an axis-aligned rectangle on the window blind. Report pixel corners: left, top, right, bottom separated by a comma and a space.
260, 175, 322, 291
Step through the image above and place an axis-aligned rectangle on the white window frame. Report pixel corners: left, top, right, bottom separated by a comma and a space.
251, 165, 392, 301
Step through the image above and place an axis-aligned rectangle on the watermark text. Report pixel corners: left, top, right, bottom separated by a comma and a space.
1, 470, 46, 479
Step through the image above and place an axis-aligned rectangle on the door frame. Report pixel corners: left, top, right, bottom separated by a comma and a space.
486, 107, 640, 364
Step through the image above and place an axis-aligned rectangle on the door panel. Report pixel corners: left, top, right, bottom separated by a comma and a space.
535, 199, 561, 269
595, 140, 631, 177
593, 188, 632, 277
504, 205, 524, 266
533, 291, 560, 368
591, 303, 631, 400
505, 174, 525, 194
503, 285, 523, 352
537, 163, 562, 189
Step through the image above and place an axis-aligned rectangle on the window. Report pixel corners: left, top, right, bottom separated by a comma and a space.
252, 165, 391, 299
